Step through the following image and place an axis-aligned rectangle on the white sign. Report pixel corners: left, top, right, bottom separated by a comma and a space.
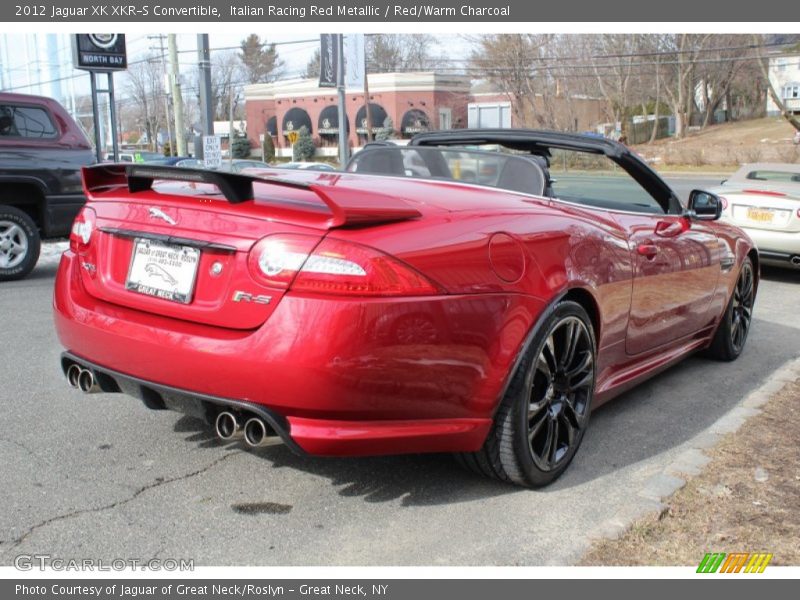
203, 135, 222, 169
344, 34, 365, 91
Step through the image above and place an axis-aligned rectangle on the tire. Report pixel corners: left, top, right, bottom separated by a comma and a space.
456, 300, 596, 487
0, 205, 41, 281
706, 257, 755, 361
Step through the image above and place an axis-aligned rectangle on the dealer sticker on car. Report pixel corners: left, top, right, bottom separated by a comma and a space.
126, 239, 199, 304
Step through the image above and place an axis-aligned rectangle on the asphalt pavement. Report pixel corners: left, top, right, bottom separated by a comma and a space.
0, 182, 798, 566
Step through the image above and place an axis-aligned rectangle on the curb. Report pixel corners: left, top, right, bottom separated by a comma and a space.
584, 355, 800, 544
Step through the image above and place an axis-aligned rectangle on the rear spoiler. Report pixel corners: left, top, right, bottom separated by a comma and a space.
81, 164, 421, 228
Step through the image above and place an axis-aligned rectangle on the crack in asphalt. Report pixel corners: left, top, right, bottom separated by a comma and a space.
0, 437, 46, 465
1, 451, 241, 558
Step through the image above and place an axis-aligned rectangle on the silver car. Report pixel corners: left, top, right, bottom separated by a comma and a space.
714, 163, 800, 269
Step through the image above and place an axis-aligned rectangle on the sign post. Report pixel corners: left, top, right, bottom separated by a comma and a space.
72, 34, 127, 163
286, 130, 299, 161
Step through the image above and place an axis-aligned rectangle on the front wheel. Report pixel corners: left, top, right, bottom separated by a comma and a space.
456, 300, 596, 487
706, 257, 755, 361
0, 206, 41, 282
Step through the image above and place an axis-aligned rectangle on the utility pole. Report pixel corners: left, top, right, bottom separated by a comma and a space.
229, 86, 235, 166
167, 34, 186, 157
148, 34, 172, 156
336, 34, 348, 165
363, 44, 373, 143
196, 34, 214, 159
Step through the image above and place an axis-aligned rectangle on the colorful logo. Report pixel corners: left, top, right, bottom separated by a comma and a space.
697, 552, 773, 573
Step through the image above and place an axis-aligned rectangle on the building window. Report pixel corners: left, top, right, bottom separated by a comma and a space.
782, 84, 800, 99
776, 59, 788, 72
438, 108, 452, 130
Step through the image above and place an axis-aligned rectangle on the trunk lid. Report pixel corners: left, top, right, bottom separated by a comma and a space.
76, 165, 422, 330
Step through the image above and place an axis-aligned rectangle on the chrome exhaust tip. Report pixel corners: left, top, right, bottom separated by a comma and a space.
66, 364, 82, 389
77, 369, 100, 394
243, 417, 281, 448
215, 411, 244, 442
791, 256, 800, 266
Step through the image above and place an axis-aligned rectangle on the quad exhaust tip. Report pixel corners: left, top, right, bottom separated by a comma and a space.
66, 364, 82, 389
215, 411, 244, 442
66, 363, 101, 394
243, 417, 281, 448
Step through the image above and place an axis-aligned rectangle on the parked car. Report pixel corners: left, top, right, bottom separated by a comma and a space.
273, 161, 336, 171
713, 163, 800, 269
0, 92, 94, 280
142, 156, 192, 166
54, 129, 757, 487
112, 151, 164, 163
173, 158, 271, 173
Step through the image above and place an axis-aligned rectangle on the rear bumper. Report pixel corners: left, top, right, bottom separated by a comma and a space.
54, 250, 543, 455
734, 226, 800, 265
61, 352, 491, 456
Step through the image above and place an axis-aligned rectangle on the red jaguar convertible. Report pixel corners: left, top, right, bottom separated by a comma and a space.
54, 130, 757, 487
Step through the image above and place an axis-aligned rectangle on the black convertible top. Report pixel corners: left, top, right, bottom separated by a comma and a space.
409, 129, 683, 214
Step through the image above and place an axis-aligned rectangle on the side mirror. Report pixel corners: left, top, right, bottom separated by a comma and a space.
686, 189, 722, 221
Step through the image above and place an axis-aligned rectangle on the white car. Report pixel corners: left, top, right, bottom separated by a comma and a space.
273, 161, 336, 171
714, 163, 800, 269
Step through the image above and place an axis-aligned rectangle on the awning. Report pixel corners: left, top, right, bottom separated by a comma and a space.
401, 109, 431, 134
318, 105, 349, 135
265, 116, 278, 136
355, 103, 388, 134
282, 107, 312, 136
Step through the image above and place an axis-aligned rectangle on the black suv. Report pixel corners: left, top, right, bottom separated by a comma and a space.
0, 92, 95, 280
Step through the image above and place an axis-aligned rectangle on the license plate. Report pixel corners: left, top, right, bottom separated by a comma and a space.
747, 207, 774, 223
126, 239, 200, 304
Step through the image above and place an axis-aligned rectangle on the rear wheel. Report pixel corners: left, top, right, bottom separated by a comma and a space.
456, 300, 596, 487
0, 206, 40, 281
707, 257, 755, 361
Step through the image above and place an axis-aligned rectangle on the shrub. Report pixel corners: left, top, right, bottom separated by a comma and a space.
231, 134, 252, 159
375, 117, 396, 141
262, 134, 275, 162
292, 126, 315, 161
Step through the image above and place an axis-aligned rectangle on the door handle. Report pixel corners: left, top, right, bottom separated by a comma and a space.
655, 218, 690, 237
637, 243, 659, 259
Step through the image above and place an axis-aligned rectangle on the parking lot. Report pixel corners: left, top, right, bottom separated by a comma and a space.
1, 200, 798, 566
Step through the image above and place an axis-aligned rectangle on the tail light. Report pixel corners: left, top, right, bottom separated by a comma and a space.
248, 234, 441, 296
69, 207, 96, 253
719, 196, 728, 211
742, 189, 786, 197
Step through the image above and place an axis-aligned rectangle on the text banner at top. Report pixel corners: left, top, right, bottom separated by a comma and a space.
4, 0, 799, 22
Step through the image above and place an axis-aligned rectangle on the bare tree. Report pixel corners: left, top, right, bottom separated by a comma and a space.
367, 34, 441, 72
469, 34, 560, 129
659, 34, 710, 138
124, 54, 168, 149
753, 36, 800, 130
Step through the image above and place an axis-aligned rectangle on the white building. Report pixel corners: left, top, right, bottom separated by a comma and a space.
767, 52, 800, 116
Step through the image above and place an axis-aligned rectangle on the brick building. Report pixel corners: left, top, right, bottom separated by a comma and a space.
244, 72, 605, 158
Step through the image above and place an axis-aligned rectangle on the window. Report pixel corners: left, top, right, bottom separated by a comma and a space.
0, 104, 58, 138
438, 107, 452, 130
781, 84, 800, 99
776, 59, 788, 72
548, 149, 665, 214
745, 169, 800, 183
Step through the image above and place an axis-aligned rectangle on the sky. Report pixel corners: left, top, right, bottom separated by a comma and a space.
0, 32, 466, 105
